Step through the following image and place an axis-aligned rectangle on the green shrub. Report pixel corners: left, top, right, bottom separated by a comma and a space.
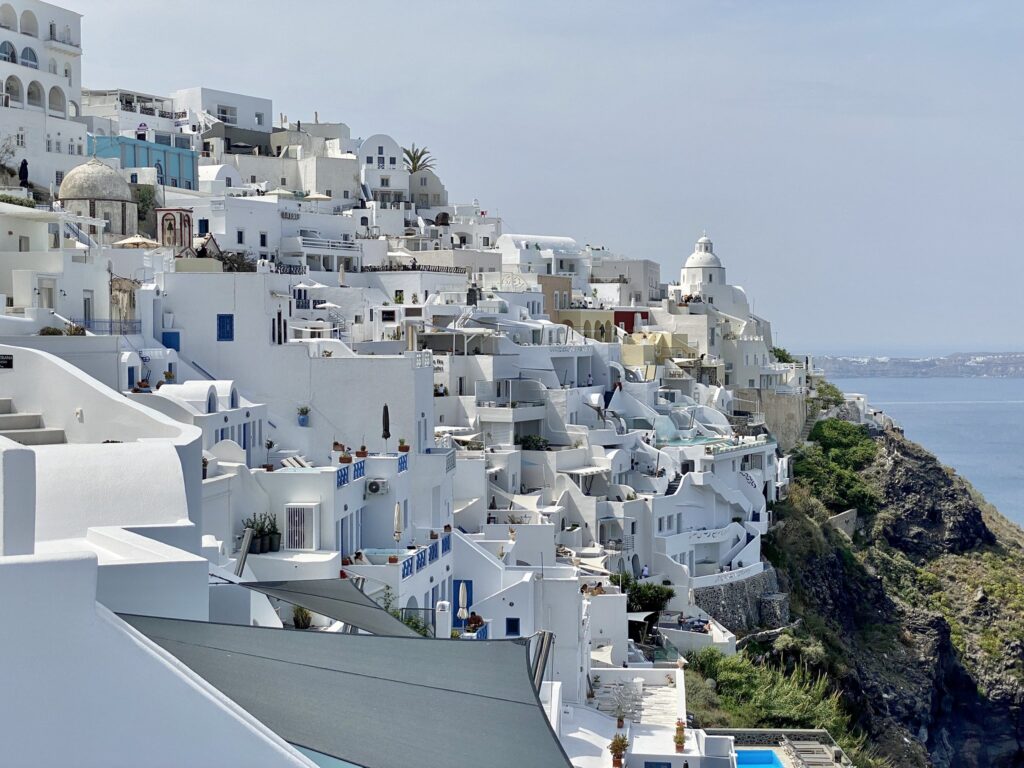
0, 193, 36, 208
517, 434, 550, 451
38, 326, 64, 336
772, 346, 795, 364
815, 380, 845, 408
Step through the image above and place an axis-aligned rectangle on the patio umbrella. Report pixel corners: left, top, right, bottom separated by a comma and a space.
266, 188, 294, 197
305, 192, 330, 213
457, 581, 469, 620
314, 301, 341, 309
382, 404, 391, 445
393, 501, 403, 544
113, 234, 160, 249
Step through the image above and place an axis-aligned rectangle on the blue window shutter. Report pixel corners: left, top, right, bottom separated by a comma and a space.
217, 314, 234, 342
505, 617, 520, 637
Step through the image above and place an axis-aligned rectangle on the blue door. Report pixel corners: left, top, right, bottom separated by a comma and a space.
161, 331, 180, 351
127, 366, 135, 388
452, 579, 473, 628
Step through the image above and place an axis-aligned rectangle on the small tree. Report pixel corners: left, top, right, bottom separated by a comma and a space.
402, 143, 435, 173
772, 346, 795, 364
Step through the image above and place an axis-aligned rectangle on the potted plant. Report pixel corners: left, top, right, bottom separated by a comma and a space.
258, 515, 271, 553
339, 450, 353, 464
333, 440, 344, 452
163, 370, 174, 383
297, 406, 311, 427
201, 456, 208, 480
443, 523, 452, 533
243, 516, 261, 554
398, 438, 410, 453
341, 556, 353, 566
429, 530, 439, 540
266, 514, 281, 552
674, 730, 685, 753
292, 605, 312, 629
388, 554, 399, 564
608, 734, 629, 768
356, 445, 368, 458
614, 703, 627, 729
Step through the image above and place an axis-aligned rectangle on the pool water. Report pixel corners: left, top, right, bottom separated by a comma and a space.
736, 750, 785, 767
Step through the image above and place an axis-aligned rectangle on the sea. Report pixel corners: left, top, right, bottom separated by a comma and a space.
831, 377, 1024, 528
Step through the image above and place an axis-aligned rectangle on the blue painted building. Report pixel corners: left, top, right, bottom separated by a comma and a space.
89, 135, 199, 190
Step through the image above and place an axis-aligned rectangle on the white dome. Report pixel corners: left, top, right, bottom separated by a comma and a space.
58, 158, 133, 202
684, 235, 722, 269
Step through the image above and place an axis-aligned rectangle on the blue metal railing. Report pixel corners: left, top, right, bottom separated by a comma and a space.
72, 318, 141, 335
353, 460, 365, 480
416, 549, 427, 571
428, 541, 439, 563
473, 623, 489, 640
441, 533, 451, 555
398, 453, 408, 473
401, 557, 414, 579
336, 465, 350, 487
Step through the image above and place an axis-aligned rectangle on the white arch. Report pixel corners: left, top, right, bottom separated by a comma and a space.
0, 4, 15, 31
0, 40, 15, 63
19, 46, 37, 69
46, 56, 56, 74
47, 85, 65, 116
4, 74, 21, 106
26, 80, 42, 108
68, 99, 78, 117
19, 9, 37, 37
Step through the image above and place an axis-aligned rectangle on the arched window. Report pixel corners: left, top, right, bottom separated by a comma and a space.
47, 85, 65, 115
206, 391, 218, 414
4, 75, 21, 104
229, 389, 239, 408
0, 5, 16, 31
19, 10, 37, 37
0, 41, 15, 63
47, 57, 55, 73
26, 80, 43, 108
68, 100, 79, 118
19, 47, 37, 68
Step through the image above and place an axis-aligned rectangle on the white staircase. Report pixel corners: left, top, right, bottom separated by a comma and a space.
0, 398, 66, 445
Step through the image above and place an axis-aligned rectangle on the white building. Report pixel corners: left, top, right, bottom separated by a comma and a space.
0, 0, 86, 191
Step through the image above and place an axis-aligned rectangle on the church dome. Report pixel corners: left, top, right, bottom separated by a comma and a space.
58, 158, 133, 202
684, 234, 722, 269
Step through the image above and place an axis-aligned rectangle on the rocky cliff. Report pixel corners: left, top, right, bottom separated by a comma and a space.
766, 426, 1024, 767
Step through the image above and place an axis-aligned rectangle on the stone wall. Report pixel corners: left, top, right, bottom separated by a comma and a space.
735, 388, 807, 451
693, 564, 783, 632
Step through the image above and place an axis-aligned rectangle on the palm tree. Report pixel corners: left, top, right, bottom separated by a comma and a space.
403, 144, 436, 173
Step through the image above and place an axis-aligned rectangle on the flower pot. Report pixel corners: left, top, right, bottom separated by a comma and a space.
298, 414, 309, 427
262, 464, 274, 472
430, 531, 439, 540
612, 758, 622, 768
260, 535, 270, 553
248, 536, 261, 555
339, 455, 353, 464
388, 555, 398, 564
269, 533, 281, 552
355, 450, 368, 458
398, 444, 410, 452
341, 557, 353, 566
333, 441, 344, 451
616, 717, 624, 728
443, 524, 452, 533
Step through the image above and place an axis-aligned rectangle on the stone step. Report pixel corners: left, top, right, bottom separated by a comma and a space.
0, 412, 43, 430
0, 427, 66, 445
0, 398, 11, 414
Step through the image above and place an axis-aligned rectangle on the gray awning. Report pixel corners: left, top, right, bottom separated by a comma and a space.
122, 616, 572, 768
242, 578, 420, 638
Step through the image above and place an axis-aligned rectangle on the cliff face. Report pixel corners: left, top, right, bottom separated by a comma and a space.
768, 427, 1024, 767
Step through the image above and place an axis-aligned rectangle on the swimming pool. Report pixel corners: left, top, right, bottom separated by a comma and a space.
736, 750, 785, 767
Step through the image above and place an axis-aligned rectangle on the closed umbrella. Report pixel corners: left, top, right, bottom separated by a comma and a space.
382, 404, 391, 450
457, 581, 469, 620
393, 501, 403, 544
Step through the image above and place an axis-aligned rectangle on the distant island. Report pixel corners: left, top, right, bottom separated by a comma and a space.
817, 352, 1024, 378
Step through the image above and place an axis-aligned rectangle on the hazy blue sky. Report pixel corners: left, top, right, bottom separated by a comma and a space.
73, 1, 1023, 355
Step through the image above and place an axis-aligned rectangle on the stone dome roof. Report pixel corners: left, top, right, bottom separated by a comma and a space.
58, 158, 133, 202
684, 235, 722, 269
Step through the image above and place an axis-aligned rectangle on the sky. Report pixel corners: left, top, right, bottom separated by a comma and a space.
71, 1, 1024, 356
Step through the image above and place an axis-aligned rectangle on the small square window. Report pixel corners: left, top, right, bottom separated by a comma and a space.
343, 190, 349, 199
236, 229, 244, 245
325, 189, 331, 197
377, 145, 383, 154
255, 111, 264, 126
420, 177, 427, 187
259, 232, 267, 247
505, 617, 521, 637
250, 175, 256, 183
389, 156, 396, 166
365, 156, 373, 165
280, 177, 286, 185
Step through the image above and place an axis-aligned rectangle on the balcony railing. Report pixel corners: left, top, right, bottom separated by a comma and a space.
295, 298, 311, 309
441, 532, 452, 555
71, 318, 141, 335
336, 460, 366, 488
274, 263, 307, 276
401, 557, 414, 579
398, 453, 408, 473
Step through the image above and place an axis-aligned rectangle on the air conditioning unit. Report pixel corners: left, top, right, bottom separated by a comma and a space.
366, 478, 389, 496
283, 503, 320, 551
